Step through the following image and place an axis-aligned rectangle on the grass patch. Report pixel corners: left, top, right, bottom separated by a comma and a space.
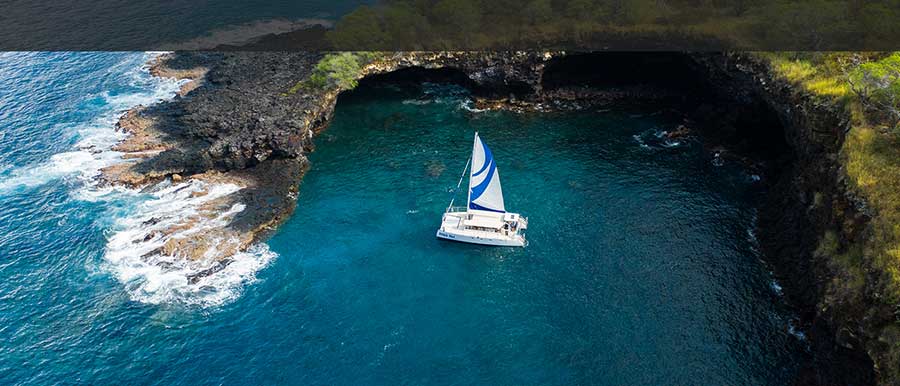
760, 52, 852, 101
764, 52, 900, 305
844, 124, 900, 303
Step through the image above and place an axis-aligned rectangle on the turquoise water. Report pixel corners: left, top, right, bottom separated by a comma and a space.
0, 53, 805, 385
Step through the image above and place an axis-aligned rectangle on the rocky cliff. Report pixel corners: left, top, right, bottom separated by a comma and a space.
690, 53, 897, 385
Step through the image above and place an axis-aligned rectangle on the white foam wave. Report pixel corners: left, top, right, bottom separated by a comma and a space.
405, 83, 478, 111
5, 52, 275, 307
747, 226, 758, 244
661, 139, 681, 148
0, 149, 121, 192
459, 99, 487, 113
401, 99, 432, 105
101, 179, 275, 307
633, 134, 651, 149
403, 97, 487, 114
0, 53, 184, 195
633, 129, 684, 150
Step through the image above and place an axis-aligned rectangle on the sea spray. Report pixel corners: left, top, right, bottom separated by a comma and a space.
0, 53, 184, 194
102, 179, 275, 306
91, 55, 277, 307
1, 52, 276, 307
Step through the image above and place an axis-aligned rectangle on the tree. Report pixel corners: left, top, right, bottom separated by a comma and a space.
298, 53, 378, 92
846, 53, 900, 132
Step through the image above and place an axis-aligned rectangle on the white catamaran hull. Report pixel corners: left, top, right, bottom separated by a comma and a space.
436, 212, 527, 247
435, 229, 526, 247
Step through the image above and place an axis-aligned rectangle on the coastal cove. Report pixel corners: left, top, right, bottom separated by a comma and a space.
0, 54, 803, 384
0, 51, 886, 384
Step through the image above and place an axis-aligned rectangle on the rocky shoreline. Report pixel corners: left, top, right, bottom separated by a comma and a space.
104, 50, 889, 384
101, 53, 321, 273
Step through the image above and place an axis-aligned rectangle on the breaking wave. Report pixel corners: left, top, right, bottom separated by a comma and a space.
770, 279, 784, 296
100, 179, 275, 307
3, 53, 276, 307
0, 53, 184, 194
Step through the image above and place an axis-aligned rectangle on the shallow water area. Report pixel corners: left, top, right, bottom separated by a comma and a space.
0, 55, 806, 385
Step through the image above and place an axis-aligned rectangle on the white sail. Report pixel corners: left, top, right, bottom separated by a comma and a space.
468, 133, 505, 213
436, 132, 527, 247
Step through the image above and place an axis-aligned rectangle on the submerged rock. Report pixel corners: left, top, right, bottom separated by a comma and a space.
425, 160, 445, 177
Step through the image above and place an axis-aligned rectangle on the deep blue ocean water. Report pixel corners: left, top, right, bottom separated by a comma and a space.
0, 53, 806, 385
2, 1, 370, 50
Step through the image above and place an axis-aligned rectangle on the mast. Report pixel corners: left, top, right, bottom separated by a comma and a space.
445, 155, 470, 213
466, 132, 477, 212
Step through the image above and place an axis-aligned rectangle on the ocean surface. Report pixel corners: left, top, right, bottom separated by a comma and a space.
1, 0, 369, 50
0, 53, 806, 385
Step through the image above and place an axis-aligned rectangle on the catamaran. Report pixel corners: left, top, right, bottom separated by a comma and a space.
436, 132, 528, 247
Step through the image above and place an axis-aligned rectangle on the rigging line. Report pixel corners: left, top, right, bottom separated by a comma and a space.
446, 156, 471, 213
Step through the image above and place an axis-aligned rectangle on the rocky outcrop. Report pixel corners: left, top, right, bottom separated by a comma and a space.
101, 52, 322, 270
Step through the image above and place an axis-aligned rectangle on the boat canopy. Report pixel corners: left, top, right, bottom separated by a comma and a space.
468, 133, 506, 213
463, 216, 505, 229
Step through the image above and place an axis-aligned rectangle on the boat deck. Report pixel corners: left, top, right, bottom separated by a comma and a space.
437, 211, 527, 247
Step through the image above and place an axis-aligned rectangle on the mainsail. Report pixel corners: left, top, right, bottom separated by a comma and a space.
468, 133, 506, 213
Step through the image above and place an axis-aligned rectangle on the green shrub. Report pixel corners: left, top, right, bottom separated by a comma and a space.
288, 52, 379, 94
849, 53, 900, 131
